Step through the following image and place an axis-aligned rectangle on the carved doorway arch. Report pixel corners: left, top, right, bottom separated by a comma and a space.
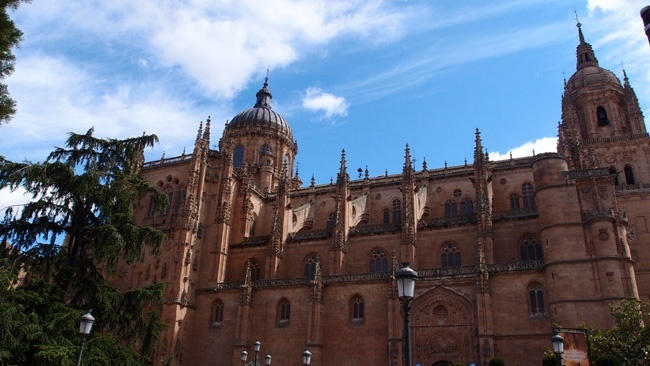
431, 361, 451, 366
411, 286, 478, 366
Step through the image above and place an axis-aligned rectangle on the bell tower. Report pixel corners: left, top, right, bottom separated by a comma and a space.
558, 22, 648, 180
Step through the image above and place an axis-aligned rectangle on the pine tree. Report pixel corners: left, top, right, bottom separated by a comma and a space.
0, 128, 168, 365
0, 0, 30, 126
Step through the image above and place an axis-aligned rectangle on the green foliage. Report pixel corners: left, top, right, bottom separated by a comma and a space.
0, 130, 167, 365
595, 355, 621, 366
0, 1, 30, 125
542, 355, 557, 366
489, 356, 506, 366
586, 299, 650, 366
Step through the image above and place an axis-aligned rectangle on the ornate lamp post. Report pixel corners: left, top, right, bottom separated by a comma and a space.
241, 341, 271, 366
302, 349, 312, 366
77, 311, 95, 366
551, 333, 564, 366
396, 262, 418, 366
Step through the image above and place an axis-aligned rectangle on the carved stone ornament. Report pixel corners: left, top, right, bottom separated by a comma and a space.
598, 229, 609, 241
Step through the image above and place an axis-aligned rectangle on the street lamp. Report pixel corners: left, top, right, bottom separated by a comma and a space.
77, 311, 95, 366
551, 333, 564, 366
302, 349, 312, 365
241, 341, 271, 366
396, 262, 418, 366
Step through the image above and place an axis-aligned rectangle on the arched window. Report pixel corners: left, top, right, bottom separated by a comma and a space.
213, 299, 224, 323
528, 283, 546, 316
233, 144, 244, 167
597, 106, 609, 126
445, 200, 457, 218
247, 260, 261, 281
392, 199, 402, 225
161, 190, 173, 214
326, 212, 335, 233
460, 198, 474, 216
147, 194, 157, 216
382, 208, 390, 224
174, 188, 186, 213
305, 254, 319, 279
370, 249, 388, 273
509, 193, 520, 209
520, 234, 543, 262
441, 242, 461, 268
522, 183, 535, 208
625, 165, 635, 185
278, 299, 291, 326
259, 145, 272, 165
609, 167, 619, 186
350, 295, 364, 324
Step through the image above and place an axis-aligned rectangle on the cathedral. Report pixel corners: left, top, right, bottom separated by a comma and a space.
113, 23, 650, 366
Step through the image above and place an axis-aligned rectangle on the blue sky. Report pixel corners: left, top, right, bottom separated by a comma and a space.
2, 0, 650, 208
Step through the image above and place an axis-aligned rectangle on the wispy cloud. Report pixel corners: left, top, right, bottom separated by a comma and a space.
302, 87, 349, 118
489, 137, 557, 161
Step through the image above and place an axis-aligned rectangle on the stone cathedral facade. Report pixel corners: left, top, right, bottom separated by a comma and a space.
114, 25, 650, 366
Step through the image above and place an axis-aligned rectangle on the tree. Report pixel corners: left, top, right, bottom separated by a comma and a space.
0, 0, 30, 125
586, 299, 650, 365
0, 129, 168, 365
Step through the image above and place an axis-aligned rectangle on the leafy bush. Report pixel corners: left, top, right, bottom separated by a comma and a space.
595, 355, 621, 366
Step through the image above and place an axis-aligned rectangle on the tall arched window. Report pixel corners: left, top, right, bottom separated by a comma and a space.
392, 199, 402, 225
174, 188, 186, 214
161, 190, 173, 215
233, 144, 244, 167
278, 299, 291, 326
522, 183, 535, 208
247, 259, 261, 281
350, 295, 364, 324
520, 234, 543, 262
528, 283, 546, 316
382, 208, 390, 224
441, 242, 461, 268
370, 249, 388, 273
305, 254, 319, 279
259, 145, 272, 165
597, 106, 610, 126
445, 200, 457, 218
509, 193, 520, 209
625, 165, 635, 185
460, 198, 474, 216
213, 299, 224, 323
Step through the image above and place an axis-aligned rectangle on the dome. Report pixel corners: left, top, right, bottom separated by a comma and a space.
565, 22, 622, 95
565, 65, 621, 94
227, 79, 293, 140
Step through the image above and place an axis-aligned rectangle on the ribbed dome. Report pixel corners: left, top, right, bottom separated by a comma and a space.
227, 79, 293, 140
566, 65, 621, 94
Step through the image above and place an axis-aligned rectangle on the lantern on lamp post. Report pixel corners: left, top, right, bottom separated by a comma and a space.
395, 262, 418, 366
77, 311, 95, 366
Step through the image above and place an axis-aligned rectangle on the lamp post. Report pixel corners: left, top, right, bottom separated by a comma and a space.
302, 349, 312, 366
241, 341, 271, 366
77, 311, 95, 366
551, 333, 564, 366
641, 6, 650, 45
396, 262, 418, 366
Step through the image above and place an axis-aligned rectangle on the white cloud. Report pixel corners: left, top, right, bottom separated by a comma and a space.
488, 136, 557, 161
0, 187, 30, 218
14, 1, 414, 100
302, 87, 349, 118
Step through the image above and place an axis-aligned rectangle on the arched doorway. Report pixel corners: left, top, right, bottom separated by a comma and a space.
431, 361, 451, 366
410, 287, 478, 366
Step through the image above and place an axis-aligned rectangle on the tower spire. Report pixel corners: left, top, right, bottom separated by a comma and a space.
574, 17, 599, 70
254, 72, 273, 108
